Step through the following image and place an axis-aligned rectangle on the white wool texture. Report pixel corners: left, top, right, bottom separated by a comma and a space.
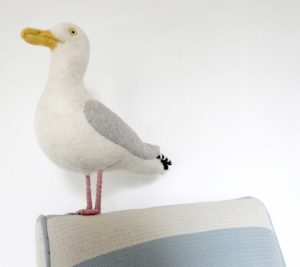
34, 22, 164, 175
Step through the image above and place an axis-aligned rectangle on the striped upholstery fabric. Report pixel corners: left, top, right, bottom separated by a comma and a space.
35, 197, 285, 267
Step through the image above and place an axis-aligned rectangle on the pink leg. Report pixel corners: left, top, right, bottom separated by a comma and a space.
86, 175, 92, 210
71, 173, 102, 216
94, 169, 103, 214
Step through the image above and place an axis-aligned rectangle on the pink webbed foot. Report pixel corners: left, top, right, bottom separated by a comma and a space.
72, 209, 100, 216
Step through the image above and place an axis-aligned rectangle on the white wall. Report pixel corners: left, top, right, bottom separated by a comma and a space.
0, 0, 299, 265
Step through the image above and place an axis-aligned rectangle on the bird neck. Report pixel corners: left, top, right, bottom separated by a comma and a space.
45, 60, 89, 103
47, 48, 88, 87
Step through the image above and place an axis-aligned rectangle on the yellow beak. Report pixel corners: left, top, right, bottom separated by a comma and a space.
21, 28, 58, 50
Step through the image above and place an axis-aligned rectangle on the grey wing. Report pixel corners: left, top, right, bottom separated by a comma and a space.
84, 99, 160, 159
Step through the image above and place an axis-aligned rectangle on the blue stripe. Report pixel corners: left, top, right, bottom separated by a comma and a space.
74, 227, 285, 267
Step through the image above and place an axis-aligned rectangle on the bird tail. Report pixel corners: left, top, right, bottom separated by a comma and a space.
117, 152, 172, 174
156, 154, 172, 170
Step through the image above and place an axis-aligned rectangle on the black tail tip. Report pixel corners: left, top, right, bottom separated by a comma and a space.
157, 154, 172, 170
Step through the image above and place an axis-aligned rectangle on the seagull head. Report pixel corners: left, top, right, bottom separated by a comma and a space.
21, 23, 90, 82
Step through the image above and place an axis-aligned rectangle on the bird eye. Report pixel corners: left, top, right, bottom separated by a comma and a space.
68, 28, 77, 36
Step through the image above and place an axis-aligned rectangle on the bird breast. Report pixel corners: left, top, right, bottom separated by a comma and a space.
34, 86, 121, 174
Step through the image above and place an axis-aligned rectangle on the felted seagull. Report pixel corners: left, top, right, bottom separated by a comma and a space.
21, 22, 172, 215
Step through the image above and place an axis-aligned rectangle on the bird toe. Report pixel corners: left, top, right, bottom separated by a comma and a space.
70, 209, 100, 216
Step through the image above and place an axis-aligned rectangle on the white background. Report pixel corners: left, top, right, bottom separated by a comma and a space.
0, 0, 299, 266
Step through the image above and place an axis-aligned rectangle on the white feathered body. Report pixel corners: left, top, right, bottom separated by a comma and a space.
35, 81, 163, 175
31, 22, 166, 175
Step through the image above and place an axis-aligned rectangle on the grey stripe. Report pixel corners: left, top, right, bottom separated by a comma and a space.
37, 215, 51, 267
74, 227, 285, 267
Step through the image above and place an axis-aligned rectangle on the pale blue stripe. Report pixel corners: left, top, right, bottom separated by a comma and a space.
74, 227, 285, 267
